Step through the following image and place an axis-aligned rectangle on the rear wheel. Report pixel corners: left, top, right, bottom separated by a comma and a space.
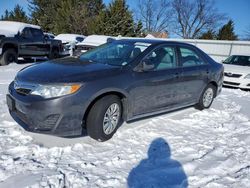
86, 95, 122, 141
0, 49, 17, 66
196, 84, 216, 110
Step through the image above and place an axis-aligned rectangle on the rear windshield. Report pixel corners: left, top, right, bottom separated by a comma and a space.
76, 37, 84, 42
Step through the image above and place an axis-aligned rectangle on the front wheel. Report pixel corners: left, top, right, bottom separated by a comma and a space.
0, 49, 17, 66
196, 84, 216, 110
86, 95, 122, 142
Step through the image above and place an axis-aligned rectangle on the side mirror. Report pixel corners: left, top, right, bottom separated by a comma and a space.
20, 32, 27, 38
142, 59, 155, 71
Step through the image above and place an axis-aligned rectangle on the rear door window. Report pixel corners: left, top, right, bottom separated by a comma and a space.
179, 47, 206, 67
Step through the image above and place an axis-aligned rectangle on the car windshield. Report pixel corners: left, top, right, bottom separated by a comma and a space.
224, 55, 250, 66
79, 41, 151, 66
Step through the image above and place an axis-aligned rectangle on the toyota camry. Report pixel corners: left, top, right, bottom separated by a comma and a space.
7, 39, 224, 141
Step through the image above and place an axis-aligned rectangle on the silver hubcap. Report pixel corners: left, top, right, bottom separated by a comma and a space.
103, 103, 120, 135
203, 88, 214, 107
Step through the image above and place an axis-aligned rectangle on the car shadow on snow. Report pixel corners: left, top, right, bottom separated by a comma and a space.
127, 138, 188, 188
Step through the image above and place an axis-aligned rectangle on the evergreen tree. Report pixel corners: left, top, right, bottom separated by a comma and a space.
29, 0, 60, 32
95, 0, 143, 37
54, 0, 105, 35
85, 0, 106, 34
54, 0, 76, 34
1, 10, 9, 20
29, 0, 104, 34
85, 0, 105, 17
134, 20, 144, 36
217, 20, 238, 40
199, 30, 217, 40
1, 4, 29, 23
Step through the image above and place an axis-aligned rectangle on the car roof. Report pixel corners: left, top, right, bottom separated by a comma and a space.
0, 21, 40, 37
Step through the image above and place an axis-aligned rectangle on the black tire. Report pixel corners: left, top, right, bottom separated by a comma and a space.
0, 49, 17, 66
48, 48, 59, 59
86, 95, 122, 142
196, 84, 216, 110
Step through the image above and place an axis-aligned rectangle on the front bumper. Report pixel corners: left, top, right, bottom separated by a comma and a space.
7, 82, 87, 137
223, 77, 250, 89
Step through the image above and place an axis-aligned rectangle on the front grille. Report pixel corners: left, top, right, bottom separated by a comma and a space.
224, 72, 242, 78
16, 88, 31, 95
224, 81, 240, 86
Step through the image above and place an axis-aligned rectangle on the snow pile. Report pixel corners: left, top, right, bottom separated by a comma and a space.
77, 35, 115, 47
0, 63, 250, 187
0, 21, 40, 37
55, 34, 85, 43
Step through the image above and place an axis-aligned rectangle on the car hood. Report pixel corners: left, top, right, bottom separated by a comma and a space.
223, 64, 250, 74
16, 57, 121, 83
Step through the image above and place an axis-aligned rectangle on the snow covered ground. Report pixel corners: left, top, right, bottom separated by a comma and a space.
0, 63, 249, 188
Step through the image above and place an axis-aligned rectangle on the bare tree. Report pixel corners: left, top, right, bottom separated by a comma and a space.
137, 0, 172, 33
172, 0, 226, 39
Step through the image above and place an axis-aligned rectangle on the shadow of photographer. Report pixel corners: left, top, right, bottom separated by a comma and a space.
127, 138, 188, 188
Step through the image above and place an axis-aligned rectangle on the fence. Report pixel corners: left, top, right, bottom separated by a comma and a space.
165, 39, 250, 62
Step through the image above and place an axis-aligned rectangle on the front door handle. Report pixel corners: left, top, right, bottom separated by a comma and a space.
175, 73, 180, 78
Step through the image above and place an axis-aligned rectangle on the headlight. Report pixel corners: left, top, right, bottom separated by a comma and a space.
244, 74, 250, 79
30, 84, 81, 98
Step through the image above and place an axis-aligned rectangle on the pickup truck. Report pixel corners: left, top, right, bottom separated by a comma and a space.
0, 21, 63, 65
